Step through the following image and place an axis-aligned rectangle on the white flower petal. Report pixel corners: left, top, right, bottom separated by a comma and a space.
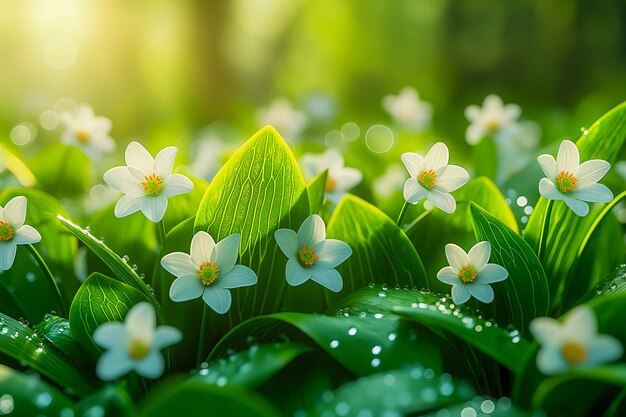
162, 174, 194, 198
332, 168, 362, 192
275, 229, 298, 259
537, 154, 557, 180
400, 153, 424, 178
563, 306, 596, 342
423, 142, 449, 171
529, 317, 562, 346
213, 233, 240, 274
571, 183, 613, 203
218, 265, 257, 289
444, 244, 468, 273
14, 225, 41, 245
140, 197, 168, 223
191, 231, 216, 265
436, 266, 460, 285
585, 335, 623, 366
202, 287, 232, 314
556, 140, 580, 173
310, 268, 343, 292
125, 141, 154, 174
114, 195, 144, 218
313, 239, 352, 269
161, 252, 197, 278
103, 166, 143, 196
468, 284, 494, 303
536, 346, 569, 375
134, 351, 165, 379
92, 322, 128, 349
285, 258, 311, 286
0, 242, 17, 270
484, 94, 503, 109
451, 285, 471, 304
298, 214, 326, 246
574, 159, 611, 186
169, 275, 204, 302
125, 302, 155, 343
154, 146, 178, 179
96, 349, 134, 381
403, 178, 427, 204
468, 241, 491, 271
562, 195, 589, 217
465, 123, 485, 145
3, 196, 26, 229
436, 165, 469, 193
538, 178, 563, 201
152, 326, 183, 351
464, 105, 482, 122
475, 264, 508, 284
426, 189, 456, 214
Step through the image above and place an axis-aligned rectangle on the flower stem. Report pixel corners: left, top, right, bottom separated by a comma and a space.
403, 208, 433, 235
152, 220, 168, 302
27, 244, 67, 317
537, 199, 554, 260
196, 304, 211, 367
396, 202, 409, 227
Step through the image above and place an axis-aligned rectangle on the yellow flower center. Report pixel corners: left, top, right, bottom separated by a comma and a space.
142, 174, 164, 196
325, 176, 337, 192
127, 338, 150, 360
556, 171, 578, 193
0, 222, 15, 241
458, 265, 477, 283
485, 119, 500, 133
418, 169, 437, 190
298, 243, 319, 268
561, 340, 587, 364
197, 261, 219, 286
74, 129, 92, 144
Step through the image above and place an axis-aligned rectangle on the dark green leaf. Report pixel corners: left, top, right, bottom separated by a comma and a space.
34, 315, 89, 366
77, 384, 135, 417
424, 397, 535, 417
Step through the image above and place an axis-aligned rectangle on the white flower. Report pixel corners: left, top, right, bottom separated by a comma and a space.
401, 142, 469, 214
189, 137, 227, 181
0, 196, 41, 270
93, 302, 182, 380
530, 306, 623, 375
161, 232, 257, 314
274, 214, 351, 292
464, 95, 521, 145
436, 242, 508, 304
537, 140, 613, 217
382, 87, 433, 132
60, 105, 115, 158
301, 149, 362, 205
103, 141, 194, 223
257, 98, 308, 141
373, 164, 406, 199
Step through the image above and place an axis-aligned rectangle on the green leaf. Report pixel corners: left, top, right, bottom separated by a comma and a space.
311, 365, 475, 417
424, 397, 535, 417
189, 342, 312, 388
34, 315, 89, 366
0, 312, 96, 395
30, 143, 94, 198
472, 136, 498, 180
406, 177, 517, 287
77, 384, 135, 417
469, 203, 549, 336
0, 364, 76, 415
0, 144, 37, 187
139, 382, 282, 417
327, 194, 428, 296
307, 169, 328, 214
69, 272, 149, 359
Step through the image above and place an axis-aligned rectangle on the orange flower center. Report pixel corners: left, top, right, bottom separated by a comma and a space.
458, 265, 477, 283
485, 119, 500, 133
142, 174, 163, 196
325, 176, 337, 192
197, 261, 219, 286
0, 221, 15, 241
556, 171, 578, 193
418, 169, 437, 190
127, 338, 150, 360
561, 341, 587, 364
74, 129, 91, 144
298, 243, 319, 268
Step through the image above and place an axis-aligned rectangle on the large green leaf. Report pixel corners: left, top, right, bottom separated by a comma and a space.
406, 177, 517, 287
310, 365, 475, 417
77, 384, 135, 417
0, 364, 76, 416
307, 169, 328, 214
469, 203, 549, 336
424, 397, 535, 417
0, 312, 96, 395
34, 315, 89, 366
69, 272, 149, 359
30, 143, 94, 198
327, 194, 428, 297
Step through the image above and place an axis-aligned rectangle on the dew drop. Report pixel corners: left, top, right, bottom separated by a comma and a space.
481, 399, 495, 413
348, 327, 357, 336
371, 358, 381, 367
329, 340, 339, 349
374, 313, 384, 319
378, 291, 387, 298
387, 333, 397, 341
122, 255, 129, 263
216, 376, 228, 387
381, 283, 388, 290
371, 345, 382, 355
0, 394, 13, 414
35, 392, 52, 408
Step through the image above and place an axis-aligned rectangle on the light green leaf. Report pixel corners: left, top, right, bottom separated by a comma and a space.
469, 203, 549, 336
30, 143, 94, 198
307, 169, 328, 214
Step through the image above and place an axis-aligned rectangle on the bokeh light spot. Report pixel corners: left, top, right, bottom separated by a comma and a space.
365, 124, 395, 153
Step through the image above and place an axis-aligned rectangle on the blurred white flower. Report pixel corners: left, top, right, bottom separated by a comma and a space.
257, 98, 308, 141
84, 184, 120, 214
275, 214, 351, 292
189, 137, 227, 182
437, 241, 508, 304
537, 140, 613, 217
464, 95, 521, 145
373, 164, 406, 199
93, 302, 182, 380
401, 142, 469, 214
60, 105, 115, 159
300, 149, 362, 205
382, 87, 433, 132
530, 306, 623, 375
0, 196, 41, 270
103, 142, 194, 223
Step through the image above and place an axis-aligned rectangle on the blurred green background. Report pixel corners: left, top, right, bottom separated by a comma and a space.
1, 0, 625, 147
